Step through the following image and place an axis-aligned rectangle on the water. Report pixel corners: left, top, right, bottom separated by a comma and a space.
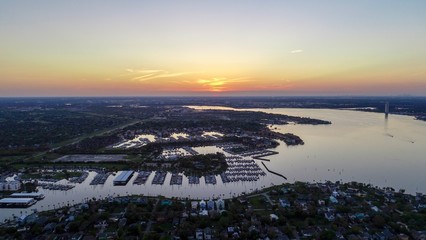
2, 107, 426, 221
190, 106, 426, 194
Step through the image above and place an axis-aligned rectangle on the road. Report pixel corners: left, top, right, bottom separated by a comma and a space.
23, 119, 142, 161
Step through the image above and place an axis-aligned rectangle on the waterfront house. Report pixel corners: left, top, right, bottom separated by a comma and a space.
207, 199, 215, 210
216, 199, 225, 210
191, 201, 198, 210
199, 200, 206, 210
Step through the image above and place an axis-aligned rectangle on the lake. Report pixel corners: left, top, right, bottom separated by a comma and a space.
2, 107, 425, 222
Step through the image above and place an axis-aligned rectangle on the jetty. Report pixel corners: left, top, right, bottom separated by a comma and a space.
261, 162, 287, 180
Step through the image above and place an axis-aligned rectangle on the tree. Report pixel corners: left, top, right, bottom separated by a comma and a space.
372, 215, 386, 228
319, 230, 335, 240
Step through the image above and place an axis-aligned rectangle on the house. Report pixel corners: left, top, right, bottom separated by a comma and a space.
279, 198, 291, 208
324, 212, 335, 221
200, 200, 206, 210
270, 214, 279, 221
207, 199, 215, 210
371, 206, 380, 212
191, 201, 198, 210
204, 227, 213, 240
216, 199, 225, 210
195, 229, 204, 240
199, 210, 208, 216
329, 196, 338, 204
301, 228, 316, 238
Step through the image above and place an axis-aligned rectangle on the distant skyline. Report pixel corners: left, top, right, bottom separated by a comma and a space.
1, 1, 425, 97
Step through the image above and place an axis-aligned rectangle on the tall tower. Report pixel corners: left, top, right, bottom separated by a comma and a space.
385, 102, 389, 115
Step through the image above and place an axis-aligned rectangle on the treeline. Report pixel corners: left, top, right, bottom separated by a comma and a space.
0, 109, 127, 150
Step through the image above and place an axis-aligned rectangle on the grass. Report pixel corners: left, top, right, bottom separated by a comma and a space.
248, 195, 268, 209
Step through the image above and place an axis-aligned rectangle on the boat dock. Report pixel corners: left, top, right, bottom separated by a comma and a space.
0, 198, 37, 208
69, 172, 89, 183
205, 175, 217, 185
188, 176, 200, 184
221, 156, 266, 183
90, 172, 111, 185
170, 173, 183, 185
113, 171, 134, 185
133, 171, 152, 185
152, 172, 167, 185
37, 183, 75, 191
10, 192, 45, 200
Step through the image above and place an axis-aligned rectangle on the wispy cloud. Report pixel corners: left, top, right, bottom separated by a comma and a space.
122, 69, 195, 82
290, 49, 303, 54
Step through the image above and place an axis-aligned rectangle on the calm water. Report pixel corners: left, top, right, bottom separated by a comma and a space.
2, 108, 426, 221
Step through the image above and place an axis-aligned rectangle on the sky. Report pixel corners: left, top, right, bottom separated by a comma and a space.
1, 1, 425, 97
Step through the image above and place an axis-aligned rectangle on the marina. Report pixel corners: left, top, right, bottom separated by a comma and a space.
221, 156, 266, 183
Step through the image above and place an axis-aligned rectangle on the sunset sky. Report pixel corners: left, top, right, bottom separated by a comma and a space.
1, 1, 425, 96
